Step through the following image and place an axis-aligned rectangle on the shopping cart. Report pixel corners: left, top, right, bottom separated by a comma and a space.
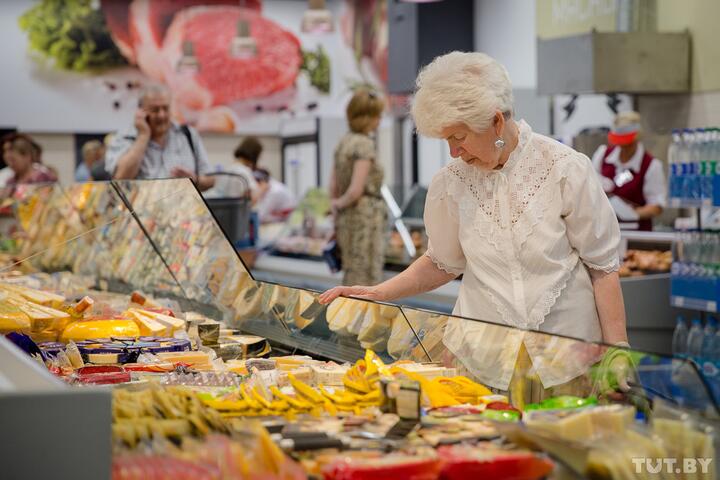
204, 172, 254, 248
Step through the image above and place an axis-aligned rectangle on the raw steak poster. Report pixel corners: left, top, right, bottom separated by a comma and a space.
0, 0, 387, 134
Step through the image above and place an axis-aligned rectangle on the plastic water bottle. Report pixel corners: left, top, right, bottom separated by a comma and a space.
672, 316, 689, 358
668, 129, 682, 200
699, 129, 714, 200
687, 317, 705, 359
701, 317, 718, 360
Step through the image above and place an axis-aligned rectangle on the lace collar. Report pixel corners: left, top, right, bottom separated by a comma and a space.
491, 119, 532, 175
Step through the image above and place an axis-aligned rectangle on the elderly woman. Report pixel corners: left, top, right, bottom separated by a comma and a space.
320, 52, 629, 396
2, 133, 57, 187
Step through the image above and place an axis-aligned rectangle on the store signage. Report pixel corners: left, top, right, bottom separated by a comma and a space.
536, 0, 617, 39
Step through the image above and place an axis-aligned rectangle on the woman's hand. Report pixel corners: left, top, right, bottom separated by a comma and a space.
318, 285, 385, 304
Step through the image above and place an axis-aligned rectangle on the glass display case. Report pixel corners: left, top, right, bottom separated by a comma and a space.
1, 179, 717, 416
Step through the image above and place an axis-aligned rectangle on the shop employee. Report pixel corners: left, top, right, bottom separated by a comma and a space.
591, 111, 667, 231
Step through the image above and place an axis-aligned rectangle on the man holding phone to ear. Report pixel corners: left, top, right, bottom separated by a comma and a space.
105, 84, 215, 191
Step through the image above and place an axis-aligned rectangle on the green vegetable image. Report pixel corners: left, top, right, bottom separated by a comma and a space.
19, 0, 127, 72
301, 45, 331, 94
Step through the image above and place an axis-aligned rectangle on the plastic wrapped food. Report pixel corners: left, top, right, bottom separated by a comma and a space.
322, 454, 442, 480
438, 444, 554, 480
0, 302, 31, 333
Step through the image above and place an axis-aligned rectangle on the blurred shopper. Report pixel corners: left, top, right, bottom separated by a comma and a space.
2, 133, 57, 187
591, 111, 666, 231
330, 89, 386, 286
205, 136, 260, 199
76, 140, 106, 182
321, 52, 629, 397
253, 168, 296, 224
105, 84, 215, 190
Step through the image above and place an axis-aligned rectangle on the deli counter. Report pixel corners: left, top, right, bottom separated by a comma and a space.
0, 180, 714, 480
257, 185, 678, 355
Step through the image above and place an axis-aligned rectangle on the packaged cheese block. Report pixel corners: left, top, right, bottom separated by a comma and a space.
0, 302, 31, 333
156, 351, 212, 369
311, 364, 350, 386
127, 310, 171, 337
358, 306, 393, 352
524, 408, 595, 443
60, 319, 141, 342
0, 283, 65, 307
388, 311, 448, 361
274, 355, 317, 371
328, 299, 367, 337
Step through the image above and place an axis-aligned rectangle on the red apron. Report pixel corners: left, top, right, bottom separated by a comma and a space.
600, 145, 654, 231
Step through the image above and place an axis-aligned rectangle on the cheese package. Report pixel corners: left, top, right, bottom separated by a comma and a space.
311, 364, 350, 386
525, 405, 635, 443
388, 311, 448, 361
357, 305, 393, 352
60, 319, 141, 342
328, 299, 368, 337
156, 351, 212, 369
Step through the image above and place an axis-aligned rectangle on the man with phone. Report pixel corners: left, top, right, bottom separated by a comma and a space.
105, 84, 215, 191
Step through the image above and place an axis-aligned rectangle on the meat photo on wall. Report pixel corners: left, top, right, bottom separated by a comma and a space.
14, 0, 388, 134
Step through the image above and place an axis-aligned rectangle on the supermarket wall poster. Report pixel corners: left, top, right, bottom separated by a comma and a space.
0, 0, 387, 135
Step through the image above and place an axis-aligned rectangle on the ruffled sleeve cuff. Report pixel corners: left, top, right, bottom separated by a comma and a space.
425, 250, 465, 277
583, 257, 620, 274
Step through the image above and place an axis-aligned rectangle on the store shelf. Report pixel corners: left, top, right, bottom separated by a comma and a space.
669, 198, 713, 208
671, 295, 717, 312
621, 230, 676, 243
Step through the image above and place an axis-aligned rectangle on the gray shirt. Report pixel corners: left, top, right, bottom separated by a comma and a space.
105, 123, 210, 179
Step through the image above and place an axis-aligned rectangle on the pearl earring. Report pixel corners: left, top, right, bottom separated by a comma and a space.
494, 138, 505, 149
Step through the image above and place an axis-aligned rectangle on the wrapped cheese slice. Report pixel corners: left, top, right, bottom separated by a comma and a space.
0, 283, 65, 307
0, 301, 31, 333
60, 319, 141, 342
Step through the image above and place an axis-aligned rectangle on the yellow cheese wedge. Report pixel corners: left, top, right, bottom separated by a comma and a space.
128, 311, 170, 336
5, 296, 70, 333
60, 320, 141, 342
156, 351, 211, 367
0, 302, 31, 333
128, 309, 185, 333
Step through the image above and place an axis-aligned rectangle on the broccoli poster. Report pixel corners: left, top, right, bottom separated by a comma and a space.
0, 0, 387, 134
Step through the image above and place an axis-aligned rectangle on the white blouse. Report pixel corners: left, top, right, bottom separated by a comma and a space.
425, 120, 621, 390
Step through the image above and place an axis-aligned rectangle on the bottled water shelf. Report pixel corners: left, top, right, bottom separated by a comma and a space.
669, 198, 713, 208
671, 295, 717, 313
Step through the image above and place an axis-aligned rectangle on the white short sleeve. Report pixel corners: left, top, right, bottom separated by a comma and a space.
423, 169, 466, 276
643, 158, 667, 207
561, 154, 621, 272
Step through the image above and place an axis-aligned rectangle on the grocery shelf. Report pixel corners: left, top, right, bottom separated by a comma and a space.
669, 198, 713, 208
670, 295, 717, 313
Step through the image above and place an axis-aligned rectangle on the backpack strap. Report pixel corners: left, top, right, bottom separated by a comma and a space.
180, 124, 199, 178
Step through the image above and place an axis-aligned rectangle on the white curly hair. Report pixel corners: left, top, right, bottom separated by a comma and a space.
411, 51, 514, 138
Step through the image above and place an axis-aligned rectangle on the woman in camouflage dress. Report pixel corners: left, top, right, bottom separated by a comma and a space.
330, 90, 386, 286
